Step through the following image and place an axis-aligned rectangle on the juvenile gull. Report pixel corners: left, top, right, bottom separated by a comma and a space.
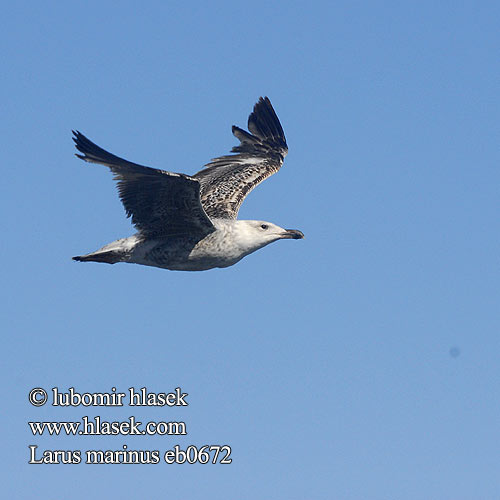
72, 97, 304, 271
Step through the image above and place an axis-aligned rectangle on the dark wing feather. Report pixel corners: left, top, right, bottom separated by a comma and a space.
73, 131, 215, 238
193, 97, 288, 219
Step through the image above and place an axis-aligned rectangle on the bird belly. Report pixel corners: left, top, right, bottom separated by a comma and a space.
131, 232, 244, 271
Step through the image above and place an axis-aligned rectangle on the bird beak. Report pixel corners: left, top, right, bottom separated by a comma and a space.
281, 229, 304, 239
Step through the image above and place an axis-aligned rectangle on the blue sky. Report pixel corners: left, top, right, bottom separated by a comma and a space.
2, 1, 499, 499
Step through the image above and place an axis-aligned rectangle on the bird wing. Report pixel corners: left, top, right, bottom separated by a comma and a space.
73, 131, 215, 238
193, 97, 288, 219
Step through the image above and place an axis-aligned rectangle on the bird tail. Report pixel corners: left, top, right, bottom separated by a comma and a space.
72, 251, 122, 264
73, 235, 140, 265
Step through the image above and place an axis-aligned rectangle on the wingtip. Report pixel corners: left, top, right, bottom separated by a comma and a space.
72, 131, 87, 160
72, 130, 84, 148
247, 96, 286, 146
254, 96, 272, 111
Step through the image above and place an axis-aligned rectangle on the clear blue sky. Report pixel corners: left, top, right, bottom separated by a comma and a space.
2, 1, 499, 499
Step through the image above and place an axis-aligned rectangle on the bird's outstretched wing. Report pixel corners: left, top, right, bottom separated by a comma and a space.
73, 131, 215, 238
193, 97, 288, 219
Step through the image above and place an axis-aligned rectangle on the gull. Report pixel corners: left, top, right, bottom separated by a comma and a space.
72, 97, 304, 271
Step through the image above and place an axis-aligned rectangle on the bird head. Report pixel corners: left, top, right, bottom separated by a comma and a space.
234, 220, 304, 254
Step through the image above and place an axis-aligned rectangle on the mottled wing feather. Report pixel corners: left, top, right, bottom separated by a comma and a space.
193, 97, 288, 219
73, 131, 215, 238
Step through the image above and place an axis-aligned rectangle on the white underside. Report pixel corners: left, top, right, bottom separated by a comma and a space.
85, 219, 285, 271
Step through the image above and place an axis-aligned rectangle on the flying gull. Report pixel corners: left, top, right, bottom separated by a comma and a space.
72, 97, 304, 271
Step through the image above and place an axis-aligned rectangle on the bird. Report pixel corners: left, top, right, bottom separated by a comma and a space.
72, 97, 304, 271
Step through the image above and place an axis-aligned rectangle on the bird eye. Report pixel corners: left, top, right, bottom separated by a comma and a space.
260, 224, 268, 230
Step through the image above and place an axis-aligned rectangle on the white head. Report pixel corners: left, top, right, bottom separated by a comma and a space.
232, 220, 304, 255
